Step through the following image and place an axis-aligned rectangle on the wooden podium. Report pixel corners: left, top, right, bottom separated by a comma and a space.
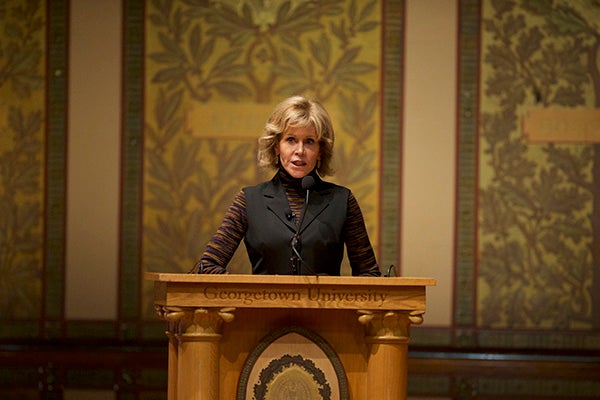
146, 273, 435, 400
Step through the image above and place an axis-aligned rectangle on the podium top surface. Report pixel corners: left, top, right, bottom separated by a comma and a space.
147, 272, 435, 311
145, 272, 435, 286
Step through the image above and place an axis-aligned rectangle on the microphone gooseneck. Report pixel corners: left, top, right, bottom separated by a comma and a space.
290, 175, 315, 274
296, 176, 314, 229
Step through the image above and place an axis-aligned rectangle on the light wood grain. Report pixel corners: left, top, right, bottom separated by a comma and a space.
148, 272, 435, 400
148, 272, 435, 311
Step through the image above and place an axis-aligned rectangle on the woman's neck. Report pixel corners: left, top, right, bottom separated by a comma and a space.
279, 169, 319, 198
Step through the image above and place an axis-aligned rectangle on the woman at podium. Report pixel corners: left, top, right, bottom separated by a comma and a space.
195, 96, 380, 277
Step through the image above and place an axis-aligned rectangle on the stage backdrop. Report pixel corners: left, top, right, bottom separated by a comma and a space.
1, 0, 598, 359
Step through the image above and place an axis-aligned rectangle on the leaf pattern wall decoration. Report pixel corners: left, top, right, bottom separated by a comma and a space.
479, 0, 600, 330
142, 0, 382, 317
0, 0, 45, 320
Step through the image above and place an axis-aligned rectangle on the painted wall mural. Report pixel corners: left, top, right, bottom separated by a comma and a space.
477, 1, 599, 333
142, 0, 383, 301
4, 0, 596, 357
0, 0, 46, 322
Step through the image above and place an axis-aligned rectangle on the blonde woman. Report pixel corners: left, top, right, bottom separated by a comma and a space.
196, 96, 380, 276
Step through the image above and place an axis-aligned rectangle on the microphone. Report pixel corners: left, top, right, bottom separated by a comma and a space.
290, 175, 315, 274
302, 175, 315, 190
296, 176, 314, 229
285, 209, 295, 221
385, 264, 397, 277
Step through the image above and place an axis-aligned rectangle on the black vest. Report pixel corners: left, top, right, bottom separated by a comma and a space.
243, 174, 349, 275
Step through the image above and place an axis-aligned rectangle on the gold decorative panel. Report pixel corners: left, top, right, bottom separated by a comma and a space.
0, 0, 47, 326
478, 0, 598, 332
140, 0, 391, 317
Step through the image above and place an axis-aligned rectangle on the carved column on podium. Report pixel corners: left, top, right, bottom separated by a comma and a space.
358, 309, 424, 400
156, 306, 235, 400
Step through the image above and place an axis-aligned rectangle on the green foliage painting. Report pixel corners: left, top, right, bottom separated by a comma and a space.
0, 0, 45, 319
479, 0, 600, 330
142, 0, 381, 315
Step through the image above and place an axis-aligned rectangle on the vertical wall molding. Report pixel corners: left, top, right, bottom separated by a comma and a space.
45, 0, 69, 339
453, 0, 480, 345
120, 0, 146, 340
380, 0, 405, 272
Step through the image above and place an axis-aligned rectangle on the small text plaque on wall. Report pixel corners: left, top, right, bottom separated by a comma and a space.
522, 108, 600, 143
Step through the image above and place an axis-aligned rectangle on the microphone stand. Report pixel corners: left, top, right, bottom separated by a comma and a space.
290, 176, 314, 274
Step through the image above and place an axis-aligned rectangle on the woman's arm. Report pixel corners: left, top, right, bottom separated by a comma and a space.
196, 190, 248, 274
344, 192, 381, 276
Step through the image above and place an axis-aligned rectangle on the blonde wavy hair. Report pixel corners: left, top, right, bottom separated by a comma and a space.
257, 96, 335, 177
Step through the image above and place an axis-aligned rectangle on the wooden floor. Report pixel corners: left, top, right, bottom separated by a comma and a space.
1, 343, 599, 399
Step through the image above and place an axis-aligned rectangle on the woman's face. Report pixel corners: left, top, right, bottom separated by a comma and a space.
277, 125, 320, 179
